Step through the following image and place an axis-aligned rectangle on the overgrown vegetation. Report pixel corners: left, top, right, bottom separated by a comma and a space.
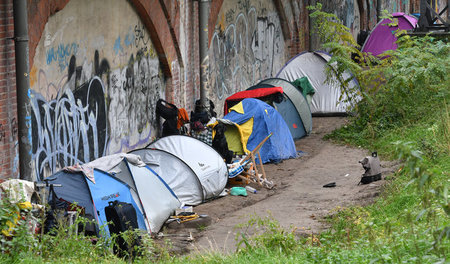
1, 3, 449, 263
180, 4, 450, 263
0, 194, 174, 263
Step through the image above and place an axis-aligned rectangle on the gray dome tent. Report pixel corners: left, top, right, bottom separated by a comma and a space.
276, 51, 360, 115
148, 135, 228, 202
129, 148, 204, 206
256, 78, 313, 137
83, 154, 181, 234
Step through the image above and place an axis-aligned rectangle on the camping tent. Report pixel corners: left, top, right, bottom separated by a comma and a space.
102, 158, 181, 234
362, 12, 417, 57
224, 87, 284, 114
44, 169, 147, 237
221, 98, 296, 164
129, 148, 204, 206
224, 83, 311, 140
276, 51, 360, 115
45, 153, 181, 235
148, 135, 228, 201
255, 78, 313, 138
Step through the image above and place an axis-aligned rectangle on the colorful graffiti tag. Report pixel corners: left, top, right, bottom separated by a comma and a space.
31, 47, 163, 180
31, 17, 164, 180
46, 42, 79, 71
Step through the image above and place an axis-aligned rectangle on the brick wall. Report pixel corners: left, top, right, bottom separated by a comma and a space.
0, 0, 18, 180
27, 0, 69, 68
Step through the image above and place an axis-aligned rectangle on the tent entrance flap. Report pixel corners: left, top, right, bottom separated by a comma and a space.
225, 125, 244, 155
129, 148, 205, 206
222, 98, 297, 164
148, 135, 228, 201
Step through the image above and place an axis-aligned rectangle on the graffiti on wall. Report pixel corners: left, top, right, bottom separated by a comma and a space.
31, 53, 108, 179
31, 21, 163, 180
210, 5, 284, 100
381, 0, 410, 14
46, 42, 79, 72
10, 118, 17, 139
27, 0, 166, 179
108, 51, 162, 154
108, 22, 162, 154
31, 48, 162, 180
0, 123, 5, 143
0, 118, 15, 143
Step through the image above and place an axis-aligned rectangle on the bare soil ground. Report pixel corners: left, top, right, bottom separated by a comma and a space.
157, 117, 400, 255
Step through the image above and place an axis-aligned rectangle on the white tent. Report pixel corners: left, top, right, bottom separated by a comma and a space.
276, 51, 360, 114
84, 154, 181, 234
129, 148, 204, 206
148, 135, 228, 201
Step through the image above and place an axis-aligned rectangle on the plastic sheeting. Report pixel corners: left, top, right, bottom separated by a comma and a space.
276, 51, 359, 114
149, 136, 228, 201
0, 179, 36, 203
130, 148, 204, 206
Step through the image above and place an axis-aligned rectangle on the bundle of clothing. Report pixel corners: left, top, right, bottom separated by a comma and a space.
190, 99, 216, 146
156, 99, 189, 137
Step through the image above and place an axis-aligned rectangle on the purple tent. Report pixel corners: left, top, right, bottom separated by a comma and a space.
362, 13, 417, 57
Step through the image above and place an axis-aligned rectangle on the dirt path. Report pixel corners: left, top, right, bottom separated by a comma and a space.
159, 117, 399, 255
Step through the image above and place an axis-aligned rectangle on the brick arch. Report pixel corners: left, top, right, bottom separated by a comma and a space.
129, 0, 179, 77
27, 0, 178, 77
208, 0, 224, 46
28, 0, 71, 68
208, 0, 291, 48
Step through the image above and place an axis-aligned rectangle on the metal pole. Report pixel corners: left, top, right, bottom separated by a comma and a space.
199, 0, 210, 111
13, 0, 32, 181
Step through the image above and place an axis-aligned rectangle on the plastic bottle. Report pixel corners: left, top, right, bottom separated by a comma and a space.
245, 185, 257, 194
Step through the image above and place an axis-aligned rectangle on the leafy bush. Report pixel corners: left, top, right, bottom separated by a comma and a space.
0, 195, 39, 263
307, 3, 450, 263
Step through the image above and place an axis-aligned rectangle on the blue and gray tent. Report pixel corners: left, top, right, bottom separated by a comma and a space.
45, 168, 147, 237
45, 154, 180, 236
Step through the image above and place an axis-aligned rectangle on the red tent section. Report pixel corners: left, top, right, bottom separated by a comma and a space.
224, 87, 283, 114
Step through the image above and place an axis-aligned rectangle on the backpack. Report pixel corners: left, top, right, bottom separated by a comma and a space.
105, 200, 140, 257
156, 99, 178, 120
